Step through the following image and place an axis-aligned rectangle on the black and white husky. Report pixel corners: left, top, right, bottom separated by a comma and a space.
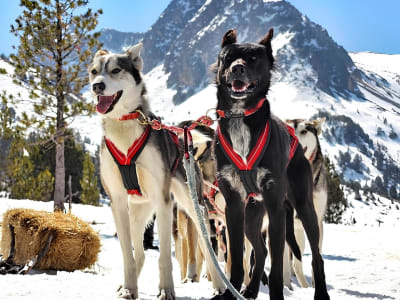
211, 29, 330, 300
285, 118, 328, 288
88, 44, 224, 299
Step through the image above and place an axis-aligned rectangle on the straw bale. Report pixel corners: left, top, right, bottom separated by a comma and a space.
0, 208, 100, 271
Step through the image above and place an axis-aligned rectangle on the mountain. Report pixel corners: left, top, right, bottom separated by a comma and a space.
98, 0, 400, 200
101, 0, 205, 73
1, 0, 399, 203
100, 0, 361, 104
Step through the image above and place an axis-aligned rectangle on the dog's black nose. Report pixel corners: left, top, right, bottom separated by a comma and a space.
92, 82, 105, 93
232, 63, 245, 74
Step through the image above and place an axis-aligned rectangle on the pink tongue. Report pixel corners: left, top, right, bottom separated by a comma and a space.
96, 95, 114, 114
232, 80, 247, 91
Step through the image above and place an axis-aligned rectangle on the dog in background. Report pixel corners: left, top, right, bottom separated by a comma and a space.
173, 124, 224, 283
284, 118, 328, 288
172, 206, 199, 282
89, 44, 225, 300
211, 28, 330, 300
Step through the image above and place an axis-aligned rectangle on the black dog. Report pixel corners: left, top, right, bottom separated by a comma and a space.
211, 29, 330, 300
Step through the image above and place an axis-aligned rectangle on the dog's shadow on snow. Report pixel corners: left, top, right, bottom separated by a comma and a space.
322, 254, 357, 262
304, 253, 357, 262
100, 233, 117, 239
340, 289, 395, 299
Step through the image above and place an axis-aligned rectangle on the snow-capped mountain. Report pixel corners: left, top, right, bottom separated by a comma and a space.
1, 0, 399, 201
98, 0, 400, 199
101, 0, 361, 104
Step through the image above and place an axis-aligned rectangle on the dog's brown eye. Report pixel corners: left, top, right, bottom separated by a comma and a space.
112, 68, 121, 74
300, 130, 307, 135
91, 69, 98, 75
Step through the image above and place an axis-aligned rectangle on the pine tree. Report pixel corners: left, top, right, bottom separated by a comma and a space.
9, 0, 102, 211
80, 152, 99, 206
324, 156, 347, 224
0, 94, 15, 190
6, 134, 54, 200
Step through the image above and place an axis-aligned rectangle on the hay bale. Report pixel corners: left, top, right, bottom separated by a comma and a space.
0, 208, 100, 271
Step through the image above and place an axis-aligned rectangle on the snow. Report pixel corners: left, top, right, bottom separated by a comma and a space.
350, 52, 400, 76
0, 197, 399, 299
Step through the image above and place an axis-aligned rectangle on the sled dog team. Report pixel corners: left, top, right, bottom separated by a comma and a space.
89, 28, 330, 300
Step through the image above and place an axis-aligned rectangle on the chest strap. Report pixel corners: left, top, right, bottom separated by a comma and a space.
217, 122, 299, 198
217, 120, 271, 196
105, 125, 151, 196
286, 124, 299, 163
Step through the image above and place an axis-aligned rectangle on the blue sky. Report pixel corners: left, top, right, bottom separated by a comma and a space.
1, 0, 399, 55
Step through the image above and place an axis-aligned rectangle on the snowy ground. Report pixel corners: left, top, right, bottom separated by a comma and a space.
0, 198, 399, 300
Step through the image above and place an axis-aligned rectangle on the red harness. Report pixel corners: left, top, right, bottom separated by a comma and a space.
105, 112, 181, 196
217, 120, 271, 171
105, 126, 151, 196
216, 98, 299, 200
216, 98, 266, 118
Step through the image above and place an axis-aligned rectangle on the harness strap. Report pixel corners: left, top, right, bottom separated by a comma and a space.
286, 125, 299, 163
216, 98, 266, 118
105, 126, 151, 196
118, 111, 141, 121
217, 120, 271, 198
217, 120, 271, 171
308, 148, 318, 163
167, 130, 181, 176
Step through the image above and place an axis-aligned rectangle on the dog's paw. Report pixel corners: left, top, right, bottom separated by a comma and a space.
117, 285, 138, 299
314, 289, 330, 300
158, 288, 175, 300
186, 263, 198, 282
182, 277, 195, 283
211, 289, 235, 300
241, 287, 258, 300
212, 288, 226, 296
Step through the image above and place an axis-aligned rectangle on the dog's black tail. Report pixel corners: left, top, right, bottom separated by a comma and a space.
285, 200, 302, 261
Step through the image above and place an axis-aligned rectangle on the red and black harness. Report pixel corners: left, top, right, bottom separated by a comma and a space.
216, 98, 299, 200
105, 113, 181, 196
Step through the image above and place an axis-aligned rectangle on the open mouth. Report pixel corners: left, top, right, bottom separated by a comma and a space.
228, 80, 258, 98
96, 90, 123, 114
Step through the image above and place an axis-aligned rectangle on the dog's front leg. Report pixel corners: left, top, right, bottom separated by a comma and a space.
111, 197, 138, 299
264, 186, 286, 300
212, 179, 245, 300
156, 197, 175, 300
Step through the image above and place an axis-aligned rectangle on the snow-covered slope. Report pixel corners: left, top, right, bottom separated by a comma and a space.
0, 198, 399, 300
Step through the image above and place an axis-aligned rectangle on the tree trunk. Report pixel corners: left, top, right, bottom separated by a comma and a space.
54, 139, 65, 211
53, 0, 65, 212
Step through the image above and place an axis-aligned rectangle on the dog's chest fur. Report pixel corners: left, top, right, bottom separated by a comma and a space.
228, 118, 250, 163
103, 118, 145, 153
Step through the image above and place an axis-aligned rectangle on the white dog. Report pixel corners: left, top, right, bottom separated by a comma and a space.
88, 44, 224, 299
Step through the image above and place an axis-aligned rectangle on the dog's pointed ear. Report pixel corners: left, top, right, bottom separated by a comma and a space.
221, 29, 237, 48
259, 28, 274, 46
95, 49, 109, 57
313, 117, 326, 135
126, 43, 143, 71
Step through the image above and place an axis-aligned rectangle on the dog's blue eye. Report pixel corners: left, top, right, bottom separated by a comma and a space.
112, 68, 121, 74
91, 69, 98, 75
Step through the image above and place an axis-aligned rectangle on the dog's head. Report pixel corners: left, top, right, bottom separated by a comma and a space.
213, 28, 274, 110
286, 118, 325, 160
88, 43, 145, 119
